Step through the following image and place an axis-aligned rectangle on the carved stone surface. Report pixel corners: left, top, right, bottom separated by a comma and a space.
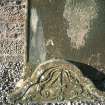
9, 59, 105, 104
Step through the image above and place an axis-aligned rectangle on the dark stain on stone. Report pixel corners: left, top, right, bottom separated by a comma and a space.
16, 0, 21, 5
67, 60, 105, 91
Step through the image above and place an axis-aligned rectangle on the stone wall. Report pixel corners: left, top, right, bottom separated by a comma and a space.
0, 0, 27, 104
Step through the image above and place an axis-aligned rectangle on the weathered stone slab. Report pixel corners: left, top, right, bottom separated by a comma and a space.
26, 0, 105, 104
29, 0, 105, 71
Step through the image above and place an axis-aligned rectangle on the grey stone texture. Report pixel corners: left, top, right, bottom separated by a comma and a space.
0, 0, 26, 104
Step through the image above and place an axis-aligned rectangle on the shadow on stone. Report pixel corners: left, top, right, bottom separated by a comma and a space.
67, 60, 105, 91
